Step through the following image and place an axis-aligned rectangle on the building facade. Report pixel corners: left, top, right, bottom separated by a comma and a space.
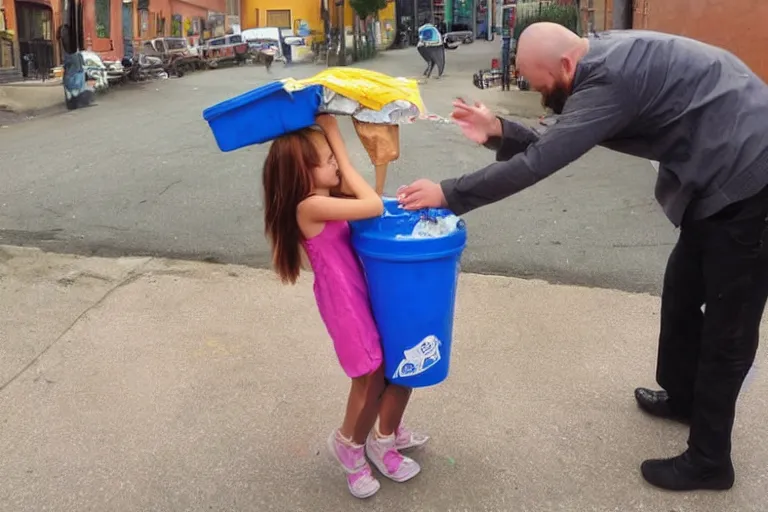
395, 0, 492, 43
633, 0, 767, 82
1, 0, 22, 82
83, 0, 228, 61
238, 0, 396, 46
0, 0, 60, 81
512, 0, 768, 82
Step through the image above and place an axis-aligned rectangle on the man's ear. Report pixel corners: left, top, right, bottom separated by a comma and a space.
560, 55, 574, 77
562, 53, 581, 83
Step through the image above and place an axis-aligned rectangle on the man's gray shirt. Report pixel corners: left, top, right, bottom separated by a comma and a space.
441, 30, 768, 226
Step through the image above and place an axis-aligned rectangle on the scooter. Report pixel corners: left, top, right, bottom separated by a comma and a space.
121, 53, 170, 82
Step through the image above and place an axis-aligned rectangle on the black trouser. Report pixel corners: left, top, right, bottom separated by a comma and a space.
657, 185, 768, 464
418, 45, 444, 78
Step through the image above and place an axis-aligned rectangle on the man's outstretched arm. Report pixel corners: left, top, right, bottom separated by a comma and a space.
441, 79, 637, 215
482, 118, 542, 161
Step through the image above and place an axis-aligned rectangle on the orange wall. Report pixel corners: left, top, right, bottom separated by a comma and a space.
1, 0, 19, 70
3, 0, 18, 33
152, 0, 226, 24
84, 0, 124, 59
641, 0, 768, 82
84, 0, 226, 60
240, 0, 322, 33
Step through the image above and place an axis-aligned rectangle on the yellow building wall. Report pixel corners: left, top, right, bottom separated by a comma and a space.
240, 0, 322, 35
378, 2, 396, 22
377, 2, 396, 45
343, 1, 396, 25
239, 0, 396, 41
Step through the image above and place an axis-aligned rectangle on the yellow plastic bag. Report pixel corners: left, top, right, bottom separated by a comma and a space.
282, 68, 426, 114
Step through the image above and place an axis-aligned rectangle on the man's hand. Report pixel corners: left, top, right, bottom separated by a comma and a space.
451, 99, 502, 144
397, 179, 448, 210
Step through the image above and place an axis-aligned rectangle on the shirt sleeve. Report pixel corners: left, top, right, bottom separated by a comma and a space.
441, 77, 638, 215
482, 118, 542, 161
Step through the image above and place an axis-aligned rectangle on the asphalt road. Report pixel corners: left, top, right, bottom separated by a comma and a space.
0, 42, 677, 294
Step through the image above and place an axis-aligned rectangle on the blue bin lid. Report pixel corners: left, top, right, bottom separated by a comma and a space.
351, 197, 467, 261
202, 82, 322, 122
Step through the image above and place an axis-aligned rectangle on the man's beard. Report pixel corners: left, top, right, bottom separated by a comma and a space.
542, 85, 569, 115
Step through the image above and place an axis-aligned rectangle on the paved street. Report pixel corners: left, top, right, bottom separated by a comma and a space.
0, 42, 676, 295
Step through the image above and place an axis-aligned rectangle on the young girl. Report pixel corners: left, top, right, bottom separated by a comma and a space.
262, 114, 429, 499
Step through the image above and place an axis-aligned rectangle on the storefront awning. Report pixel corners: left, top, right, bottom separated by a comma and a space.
16, 0, 53, 8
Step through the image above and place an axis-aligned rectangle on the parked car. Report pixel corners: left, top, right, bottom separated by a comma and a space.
140, 37, 204, 75
201, 34, 249, 68
241, 27, 298, 64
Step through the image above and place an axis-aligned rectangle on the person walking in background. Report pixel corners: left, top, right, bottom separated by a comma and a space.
262, 114, 429, 499
417, 19, 446, 79
397, 22, 768, 492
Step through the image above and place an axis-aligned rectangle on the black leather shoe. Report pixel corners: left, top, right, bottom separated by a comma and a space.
634, 388, 691, 424
641, 451, 735, 491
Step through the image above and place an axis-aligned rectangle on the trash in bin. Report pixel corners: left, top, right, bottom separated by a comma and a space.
407, 214, 464, 238
350, 197, 467, 388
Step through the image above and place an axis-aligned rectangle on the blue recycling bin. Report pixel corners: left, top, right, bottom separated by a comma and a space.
350, 197, 467, 388
203, 82, 323, 152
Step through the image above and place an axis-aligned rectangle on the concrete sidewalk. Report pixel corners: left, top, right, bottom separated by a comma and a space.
0, 246, 765, 512
0, 79, 64, 114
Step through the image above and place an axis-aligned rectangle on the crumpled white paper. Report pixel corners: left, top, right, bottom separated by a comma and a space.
316, 87, 446, 125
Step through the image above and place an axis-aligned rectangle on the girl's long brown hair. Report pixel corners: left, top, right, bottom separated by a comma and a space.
263, 129, 320, 284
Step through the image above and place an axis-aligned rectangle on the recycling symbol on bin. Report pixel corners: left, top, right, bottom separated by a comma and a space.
393, 335, 442, 379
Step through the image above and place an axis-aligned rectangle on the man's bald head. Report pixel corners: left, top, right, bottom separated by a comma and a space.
516, 22, 589, 114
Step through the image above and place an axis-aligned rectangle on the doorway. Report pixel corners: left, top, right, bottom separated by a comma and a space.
15, 0, 54, 79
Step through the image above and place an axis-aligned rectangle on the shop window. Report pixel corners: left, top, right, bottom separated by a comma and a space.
17, 6, 53, 41
207, 13, 225, 37
156, 15, 166, 36
452, 0, 472, 31
225, 0, 239, 17
171, 14, 182, 36
95, 0, 110, 38
266, 9, 290, 29
139, 10, 150, 37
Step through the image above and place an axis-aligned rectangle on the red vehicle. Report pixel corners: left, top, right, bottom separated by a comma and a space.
201, 34, 249, 68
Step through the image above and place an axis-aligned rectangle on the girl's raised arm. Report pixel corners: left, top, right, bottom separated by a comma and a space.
299, 115, 384, 223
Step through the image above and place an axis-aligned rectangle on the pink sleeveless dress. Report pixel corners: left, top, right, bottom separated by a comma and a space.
302, 220, 383, 378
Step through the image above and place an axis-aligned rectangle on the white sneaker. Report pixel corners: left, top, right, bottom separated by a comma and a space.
327, 430, 381, 499
365, 432, 421, 483
395, 425, 430, 451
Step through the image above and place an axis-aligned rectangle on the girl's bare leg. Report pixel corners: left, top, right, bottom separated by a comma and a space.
365, 383, 421, 482
377, 384, 412, 436
339, 365, 386, 444
329, 366, 385, 498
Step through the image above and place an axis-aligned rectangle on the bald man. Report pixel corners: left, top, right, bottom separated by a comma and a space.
398, 23, 768, 492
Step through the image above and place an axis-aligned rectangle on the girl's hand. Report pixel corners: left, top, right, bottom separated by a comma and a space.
315, 114, 338, 133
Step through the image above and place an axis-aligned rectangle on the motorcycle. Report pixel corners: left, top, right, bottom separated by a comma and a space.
120, 53, 169, 82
